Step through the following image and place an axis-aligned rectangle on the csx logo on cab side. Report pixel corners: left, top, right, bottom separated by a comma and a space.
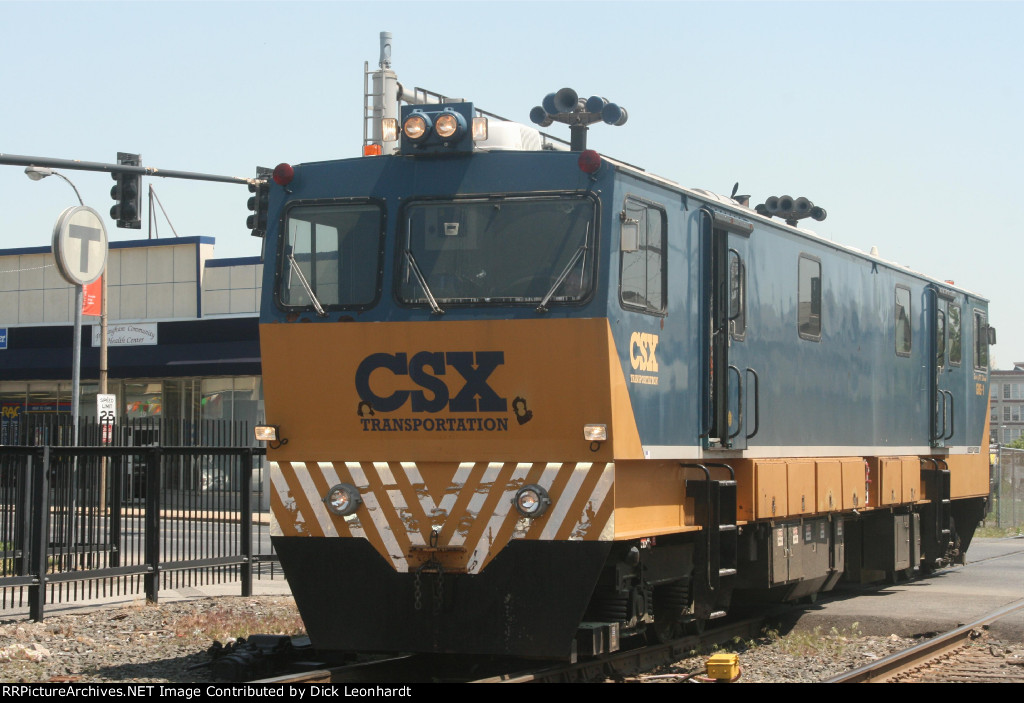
630, 332, 659, 372
355, 351, 507, 413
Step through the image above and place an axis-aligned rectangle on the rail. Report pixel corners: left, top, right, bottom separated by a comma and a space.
824, 598, 1024, 682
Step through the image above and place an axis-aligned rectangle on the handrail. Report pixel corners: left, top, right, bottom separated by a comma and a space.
935, 388, 947, 442
682, 463, 712, 588
942, 389, 955, 440
680, 462, 736, 591
745, 368, 760, 440
698, 208, 715, 440
727, 365, 743, 443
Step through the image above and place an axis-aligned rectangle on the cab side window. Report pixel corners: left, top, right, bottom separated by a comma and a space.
619, 197, 667, 314
895, 285, 911, 356
798, 254, 822, 341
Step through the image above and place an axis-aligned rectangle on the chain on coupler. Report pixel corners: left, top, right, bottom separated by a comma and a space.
413, 559, 445, 613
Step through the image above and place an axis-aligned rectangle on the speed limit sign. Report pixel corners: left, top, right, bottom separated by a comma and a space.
97, 394, 116, 444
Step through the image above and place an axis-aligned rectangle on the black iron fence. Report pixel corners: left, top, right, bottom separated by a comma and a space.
988, 446, 1024, 533
0, 417, 277, 620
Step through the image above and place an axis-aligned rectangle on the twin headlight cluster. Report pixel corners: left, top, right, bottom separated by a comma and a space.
321, 482, 552, 520
401, 110, 470, 141
382, 102, 487, 155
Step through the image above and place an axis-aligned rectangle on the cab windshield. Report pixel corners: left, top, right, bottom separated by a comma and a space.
278, 202, 383, 311
398, 195, 597, 307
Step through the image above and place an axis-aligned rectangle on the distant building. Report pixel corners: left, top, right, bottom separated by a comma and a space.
990, 362, 1024, 445
0, 237, 262, 444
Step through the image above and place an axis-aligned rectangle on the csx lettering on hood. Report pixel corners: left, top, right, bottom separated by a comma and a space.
355, 351, 507, 413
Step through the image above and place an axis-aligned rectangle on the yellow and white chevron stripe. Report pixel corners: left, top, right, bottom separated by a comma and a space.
270, 460, 615, 574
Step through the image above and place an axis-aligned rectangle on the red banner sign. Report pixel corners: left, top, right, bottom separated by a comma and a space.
82, 276, 102, 316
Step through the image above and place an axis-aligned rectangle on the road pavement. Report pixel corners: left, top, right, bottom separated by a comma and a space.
791, 537, 1024, 641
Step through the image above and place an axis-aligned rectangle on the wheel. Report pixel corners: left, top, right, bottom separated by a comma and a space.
648, 580, 689, 644
649, 616, 684, 644
683, 616, 707, 636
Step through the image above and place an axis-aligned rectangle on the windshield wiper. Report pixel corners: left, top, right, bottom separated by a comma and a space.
536, 244, 587, 313
537, 222, 591, 313
404, 249, 444, 315
288, 254, 327, 317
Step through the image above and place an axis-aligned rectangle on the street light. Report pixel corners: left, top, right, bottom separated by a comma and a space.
25, 166, 85, 206
24, 166, 109, 443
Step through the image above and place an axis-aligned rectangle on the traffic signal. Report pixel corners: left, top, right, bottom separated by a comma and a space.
247, 167, 272, 237
109, 152, 142, 229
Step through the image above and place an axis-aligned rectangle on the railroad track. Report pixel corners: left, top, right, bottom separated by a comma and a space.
253, 616, 772, 684
825, 599, 1024, 683
247, 592, 1024, 684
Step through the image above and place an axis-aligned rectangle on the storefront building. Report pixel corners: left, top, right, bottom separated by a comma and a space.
0, 237, 263, 444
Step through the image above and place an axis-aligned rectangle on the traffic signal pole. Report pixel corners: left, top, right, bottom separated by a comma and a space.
0, 153, 257, 186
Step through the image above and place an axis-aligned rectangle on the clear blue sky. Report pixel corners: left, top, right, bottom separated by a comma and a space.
2, 1, 1021, 365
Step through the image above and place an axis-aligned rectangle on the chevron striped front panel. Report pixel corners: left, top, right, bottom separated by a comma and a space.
270, 460, 615, 574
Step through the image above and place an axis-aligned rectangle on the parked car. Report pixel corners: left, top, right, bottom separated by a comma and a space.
196, 459, 234, 492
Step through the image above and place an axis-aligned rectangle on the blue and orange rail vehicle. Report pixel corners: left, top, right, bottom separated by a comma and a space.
253, 48, 993, 661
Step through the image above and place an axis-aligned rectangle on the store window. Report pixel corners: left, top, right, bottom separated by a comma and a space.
0, 383, 28, 445
124, 382, 163, 418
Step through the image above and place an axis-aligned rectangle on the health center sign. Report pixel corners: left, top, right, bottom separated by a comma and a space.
92, 323, 158, 347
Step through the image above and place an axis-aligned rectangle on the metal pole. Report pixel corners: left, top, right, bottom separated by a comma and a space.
72, 285, 82, 443
28, 447, 51, 621
2, 153, 256, 185
98, 273, 108, 512
998, 444, 1003, 528
66, 284, 83, 559
1014, 449, 1019, 529
51, 171, 85, 207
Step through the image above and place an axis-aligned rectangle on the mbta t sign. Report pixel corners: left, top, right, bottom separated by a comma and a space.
51, 206, 108, 286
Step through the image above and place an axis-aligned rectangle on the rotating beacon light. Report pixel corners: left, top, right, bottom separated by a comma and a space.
530, 88, 628, 151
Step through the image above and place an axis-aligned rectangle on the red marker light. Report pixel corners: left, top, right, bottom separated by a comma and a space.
273, 163, 295, 186
578, 150, 601, 174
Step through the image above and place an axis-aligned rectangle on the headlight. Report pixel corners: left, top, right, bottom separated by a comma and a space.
403, 114, 430, 141
254, 425, 279, 442
435, 113, 460, 139
513, 484, 551, 518
472, 116, 489, 141
324, 483, 362, 517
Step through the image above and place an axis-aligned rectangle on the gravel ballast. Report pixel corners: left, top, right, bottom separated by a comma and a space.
0, 596, 933, 684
